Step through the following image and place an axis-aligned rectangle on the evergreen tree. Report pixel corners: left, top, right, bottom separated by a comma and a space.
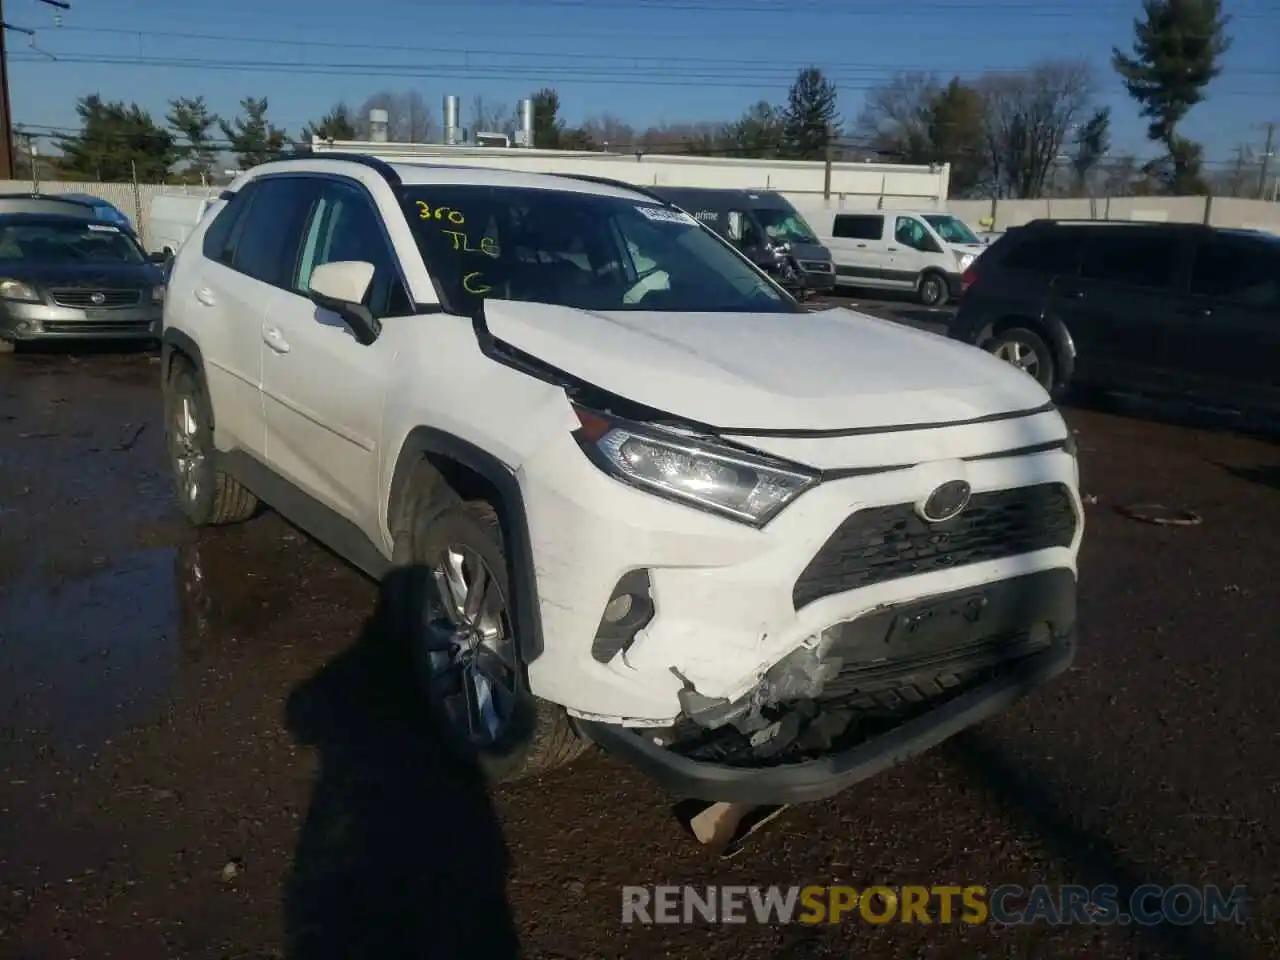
531, 88, 564, 149
301, 104, 358, 145
219, 97, 290, 170
166, 96, 220, 182
55, 95, 176, 182
781, 68, 838, 160
1113, 0, 1231, 193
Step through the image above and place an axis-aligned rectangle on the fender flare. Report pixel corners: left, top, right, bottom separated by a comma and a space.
160, 328, 208, 403
388, 427, 545, 663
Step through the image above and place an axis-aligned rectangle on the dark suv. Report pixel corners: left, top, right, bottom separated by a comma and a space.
951, 220, 1280, 416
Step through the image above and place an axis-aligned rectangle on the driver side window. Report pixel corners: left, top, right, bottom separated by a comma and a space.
296, 181, 412, 319
895, 216, 936, 253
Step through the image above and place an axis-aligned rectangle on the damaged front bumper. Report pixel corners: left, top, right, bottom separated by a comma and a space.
575, 569, 1077, 805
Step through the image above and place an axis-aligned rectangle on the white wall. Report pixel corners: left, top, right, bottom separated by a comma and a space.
311, 139, 953, 205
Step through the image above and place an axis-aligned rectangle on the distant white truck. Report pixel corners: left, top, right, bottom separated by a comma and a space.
148, 193, 218, 259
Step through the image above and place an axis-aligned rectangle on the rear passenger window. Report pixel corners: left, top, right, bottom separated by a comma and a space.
1080, 232, 1178, 289
201, 183, 258, 265
1000, 233, 1083, 274
833, 215, 883, 240
231, 177, 319, 287
1190, 237, 1280, 307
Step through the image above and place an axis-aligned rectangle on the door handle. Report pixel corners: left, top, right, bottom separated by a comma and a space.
263, 326, 291, 354
1060, 289, 1085, 299
194, 286, 216, 306
886, 247, 899, 252
856, 243, 868, 248
1179, 305, 1212, 317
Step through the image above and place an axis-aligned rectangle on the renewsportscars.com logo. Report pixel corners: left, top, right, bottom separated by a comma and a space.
621, 884, 1250, 926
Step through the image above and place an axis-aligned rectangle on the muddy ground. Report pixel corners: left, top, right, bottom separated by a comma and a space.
1, 331, 1277, 959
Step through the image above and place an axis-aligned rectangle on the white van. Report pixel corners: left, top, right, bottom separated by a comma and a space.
148, 193, 219, 259
797, 207, 988, 307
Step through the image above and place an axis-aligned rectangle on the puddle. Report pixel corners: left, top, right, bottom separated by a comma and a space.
0, 548, 181, 750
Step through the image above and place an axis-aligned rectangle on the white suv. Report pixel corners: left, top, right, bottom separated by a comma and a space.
161, 155, 1083, 805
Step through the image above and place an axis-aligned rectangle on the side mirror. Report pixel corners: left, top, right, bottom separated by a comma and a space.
148, 250, 168, 264
307, 261, 381, 346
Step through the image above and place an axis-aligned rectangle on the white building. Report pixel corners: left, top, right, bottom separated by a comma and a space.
309, 138, 952, 209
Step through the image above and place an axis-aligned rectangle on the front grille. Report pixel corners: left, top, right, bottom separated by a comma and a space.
800, 260, 834, 274
49, 288, 142, 309
793, 483, 1076, 608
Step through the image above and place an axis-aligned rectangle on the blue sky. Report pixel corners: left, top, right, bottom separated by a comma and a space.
7, 0, 1278, 166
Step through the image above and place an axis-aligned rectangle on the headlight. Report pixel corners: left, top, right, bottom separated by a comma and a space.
151, 285, 165, 304
956, 252, 975, 271
0, 279, 40, 302
572, 406, 819, 526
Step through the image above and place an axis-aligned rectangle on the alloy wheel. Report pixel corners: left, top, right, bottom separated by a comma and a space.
418, 544, 518, 746
171, 394, 205, 505
993, 339, 1043, 382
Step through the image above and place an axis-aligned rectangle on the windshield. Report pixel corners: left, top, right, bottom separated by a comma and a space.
0, 219, 144, 264
923, 215, 981, 246
754, 207, 819, 244
403, 186, 797, 315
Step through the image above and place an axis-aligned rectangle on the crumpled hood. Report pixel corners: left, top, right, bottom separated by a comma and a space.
481, 300, 1049, 433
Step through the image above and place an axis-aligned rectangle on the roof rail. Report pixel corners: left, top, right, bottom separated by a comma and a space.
552, 173, 674, 206
262, 150, 403, 187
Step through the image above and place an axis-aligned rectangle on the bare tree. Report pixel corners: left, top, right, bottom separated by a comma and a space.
354, 90, 435, 142
471, 95, 516, 138
853, 71, 940, 159
580, 114, 637, 150
977, 60, 1097, 199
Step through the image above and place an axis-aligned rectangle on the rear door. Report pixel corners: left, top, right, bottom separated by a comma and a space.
1050, 228, 1186, 390
1171, 232, 1280, 411
829, 214, 888, 288
173, 182, 269, 460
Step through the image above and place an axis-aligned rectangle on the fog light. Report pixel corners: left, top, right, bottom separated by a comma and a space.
591, 570, 655, 663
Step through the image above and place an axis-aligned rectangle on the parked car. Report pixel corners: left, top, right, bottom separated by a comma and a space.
57, 193, 135, 233
160, 154, 1083, 805
796, 206, 987, 306
0, 213, 166, 353
951, 219, 1280, 416
148, 193, 218, 260
646, 187, 836, 299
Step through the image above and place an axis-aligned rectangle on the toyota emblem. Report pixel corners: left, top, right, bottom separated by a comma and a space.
917, 480, 972, 524
90, 292, 106, 305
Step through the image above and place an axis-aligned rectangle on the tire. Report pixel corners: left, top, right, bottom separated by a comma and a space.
0, 339, 14, 354
917, 271, 948, 307
984, 326, 1057, 392
163, 357, 259, 526
388, 494, 589, 784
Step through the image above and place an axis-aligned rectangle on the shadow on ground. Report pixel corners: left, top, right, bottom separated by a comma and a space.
1211, 462, 1280, 492
1065, 391, 1280, 444
283, 566, 521, 960
946, 732, 1250, 960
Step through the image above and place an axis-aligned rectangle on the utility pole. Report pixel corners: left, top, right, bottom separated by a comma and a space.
1, 0, 71, 180
1258, 123, 1275, 200
1230, 144, 1246, 197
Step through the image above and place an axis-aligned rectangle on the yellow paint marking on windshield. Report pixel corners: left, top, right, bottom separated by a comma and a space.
463, 271, 491, 295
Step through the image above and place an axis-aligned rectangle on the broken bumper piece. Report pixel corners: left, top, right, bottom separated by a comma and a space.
575, 569, 1078, 805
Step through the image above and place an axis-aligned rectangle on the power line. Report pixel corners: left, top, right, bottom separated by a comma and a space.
47, 25, 1280, 78
7, 52, 1274, 98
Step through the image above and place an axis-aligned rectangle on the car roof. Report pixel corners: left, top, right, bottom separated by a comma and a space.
241, 155, 661, 203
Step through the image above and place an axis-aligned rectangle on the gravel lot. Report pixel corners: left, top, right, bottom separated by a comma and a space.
1, 310, 1277, 959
